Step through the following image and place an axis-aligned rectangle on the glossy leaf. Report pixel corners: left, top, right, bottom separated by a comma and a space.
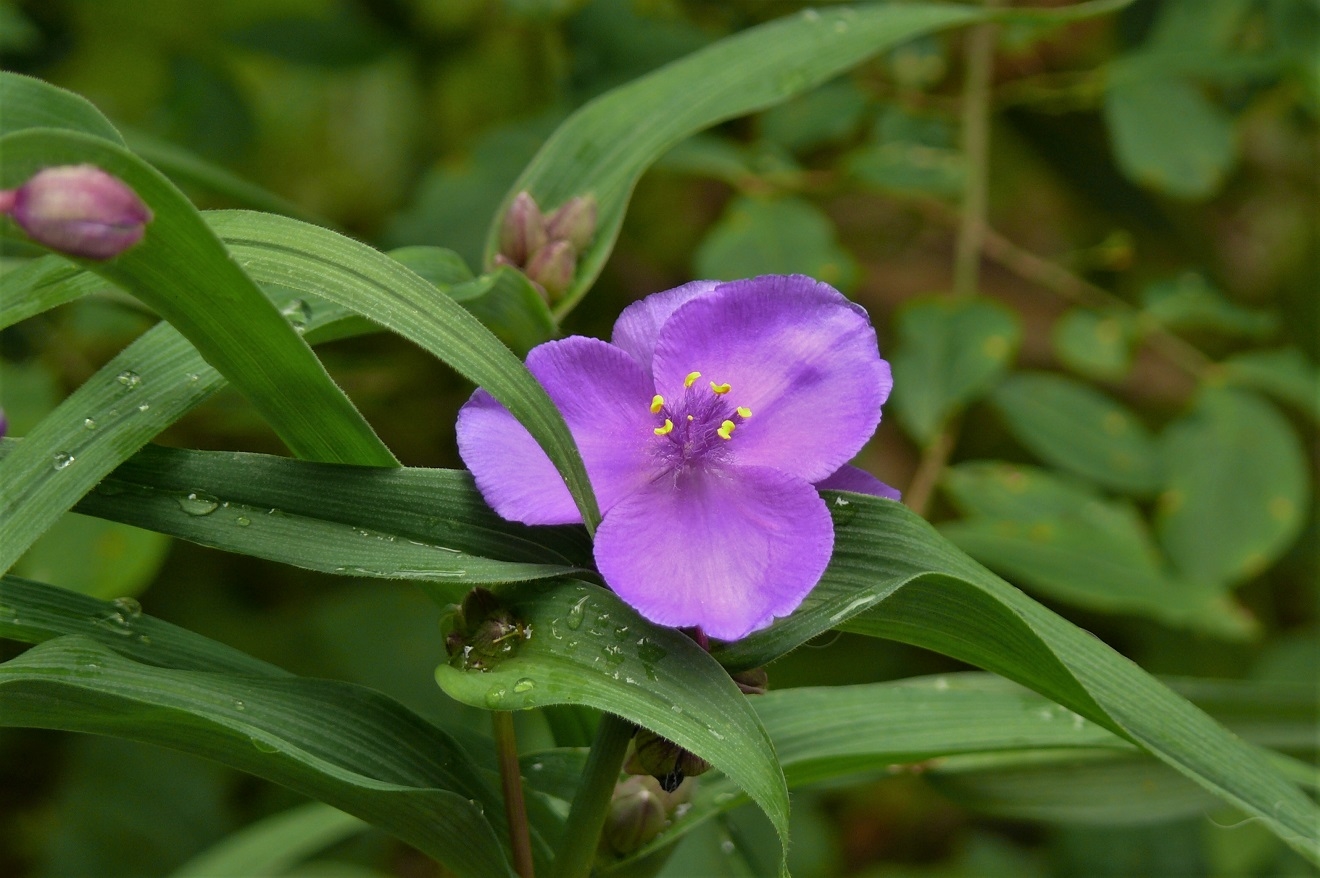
891, 296, 1021, 445
990, 371, 1160, 494
433, 580, 791, 873
56, 443, 591, 597
0, 635, 515, 878
711, 494, 1320, 863
1156, 389, 1310, 588
0, 129, 396, 468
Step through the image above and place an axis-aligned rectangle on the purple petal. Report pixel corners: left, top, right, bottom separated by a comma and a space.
457, 336, 661, 524
611, 280, 719, 375
594, 464, 833, 641
651, 275, 891, 483
815, 464, 902, 500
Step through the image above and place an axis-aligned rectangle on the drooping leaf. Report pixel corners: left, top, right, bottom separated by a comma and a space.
1156, 388, 1310, 588
891, 296, 1021, 445
990, 371, 1161, 494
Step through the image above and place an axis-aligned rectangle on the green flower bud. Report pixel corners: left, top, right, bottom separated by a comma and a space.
544, 195, 597, 250
604, 775, 669, 855
498, 191, 547, 266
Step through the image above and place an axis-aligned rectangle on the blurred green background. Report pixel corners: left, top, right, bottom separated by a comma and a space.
1, 0, 1316, 875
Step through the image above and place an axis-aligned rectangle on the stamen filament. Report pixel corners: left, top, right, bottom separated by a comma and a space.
710, 381, 731, 394
717, 419, 736, 440
684, 371, 701, 388
650, 394, 665, 414
654, 419, 674, 436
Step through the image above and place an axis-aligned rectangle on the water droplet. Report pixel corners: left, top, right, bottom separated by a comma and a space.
708, 728, 725, 741
802, 8, 820, 21
233, 699, 246, 711
720, 839, 736, 855
251, 737, 279, 754
512, 678, 535, 694
82, 417, 98, 430
602, 644, 625, 666
565, 595, 589, 630
636, 638, 668, 665
674, 802, 692, 819
137, 635, 152, 646
485, 686, 508, 708
186, 372, 200, 383
137, 403, 151, 413
177, 491, 220, 516
235, 515, 251, 527
112, 597, 142, 620
52, 452, 75, 470
530, 762, 544, 772
94, 611, 132, 636
116, 370, 141, 388
612, 625, 630, 642
281, 298, 313, 332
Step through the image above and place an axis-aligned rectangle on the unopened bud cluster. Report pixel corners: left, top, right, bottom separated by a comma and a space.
495, 191, 596, 302
0, 165, 152, 260
602, 774, 692, 857
444, 587, 530, 671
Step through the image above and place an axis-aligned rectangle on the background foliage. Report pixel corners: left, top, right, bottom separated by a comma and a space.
0, 0, 1315, 876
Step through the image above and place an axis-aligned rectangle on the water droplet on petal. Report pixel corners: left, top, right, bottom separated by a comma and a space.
52, 452, 75, 470
116, 370, 141, 388
512, 678, 535, 693
177, 492, 219, 515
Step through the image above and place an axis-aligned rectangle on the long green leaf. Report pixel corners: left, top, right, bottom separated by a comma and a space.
0, 635, 514, 878
55, 443, 591, 596
712, 494, 1320, 863
204, 209, 599, 530
0, 72, 124, 143
171, 803, 367, 878
0, 128, 396, 467
433, 579, 791, 875
0, 254, 114, 330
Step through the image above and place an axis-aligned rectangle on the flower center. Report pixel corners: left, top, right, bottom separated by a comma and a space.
647, 371, 752, 468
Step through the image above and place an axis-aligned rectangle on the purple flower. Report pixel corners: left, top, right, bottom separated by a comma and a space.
0, 165, 152, 260
457, 275, 897, 640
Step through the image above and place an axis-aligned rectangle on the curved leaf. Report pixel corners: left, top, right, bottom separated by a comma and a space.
0, 72, 124, 142
433, 580, 791, 874
713, 494, 1320, 863
0, 128, 396, 467
171, 803, 367, 878
0, 635, 513, 878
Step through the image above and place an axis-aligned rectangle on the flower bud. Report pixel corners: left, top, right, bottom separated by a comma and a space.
498, 191, 547, 266
732, 667, 768, 696
544, 195, 597, 250
524, 240, 576, 302
445, 587, 529, 671
628, 729, 711, 792
604, 775, 669, 855
2, 165, 152, 260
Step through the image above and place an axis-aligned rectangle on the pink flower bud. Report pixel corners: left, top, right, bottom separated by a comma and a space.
525, 239, 576, 301
2, 165, 152, 260
544, 195, 597, 250
497, 191, 547, 266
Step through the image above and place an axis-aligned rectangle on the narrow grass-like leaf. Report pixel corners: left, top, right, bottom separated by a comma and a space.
55, 444, 591, 597
713, 494, 1320, 862
0, 289, 360, 574
171, 803, 367, 878
0, 129, 396, 467
204, 209, 598, 530
433, 579, 790, 874
0, 636, 514, 878
0, 72, 124, 142
0, 254, 115, 331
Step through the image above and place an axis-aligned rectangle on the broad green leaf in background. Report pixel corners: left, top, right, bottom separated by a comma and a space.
712, 495, 1320, 862
1140, 273, 1278, 339
48, 443, 591, 597
0, 254, 114, 330
990, 371, 1161, 494
1052, 308, 1137, 381
434, 579, 792, 874
492, 3, 989, 315
13, 513, 171, 601
0, 635, 516, 878
758, 79, 870, 154
454, 266, 558, 357
891, 296, 1022, 445
0, 127, 396, 467
171, 803, 367, 878
1156, 388, 1310, 589
693, 195, 858, 292
1219, 346, 1320, 422
846, 105, 966, 198
937, 462, 1253, 638
1103, 75, 1236, 200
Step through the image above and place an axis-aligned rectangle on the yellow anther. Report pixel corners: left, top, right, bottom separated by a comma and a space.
654, 419, 674, 436
736, 406, 752, 419
650, 394, 665, 414
684, 371, 702, 388
710, 381, 731, 394
687, 415, 694, 421
717, 419, 736, 440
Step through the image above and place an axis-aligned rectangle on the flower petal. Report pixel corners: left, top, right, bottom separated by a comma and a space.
815, 464, 902, 500
594, 464, 833, 641
457, 336, 661, 524
651, 275, 891, 483
611, 280, 719, 375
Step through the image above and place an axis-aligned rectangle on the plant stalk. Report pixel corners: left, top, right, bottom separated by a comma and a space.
550, 713, 634, 878
494, 711, 536, 878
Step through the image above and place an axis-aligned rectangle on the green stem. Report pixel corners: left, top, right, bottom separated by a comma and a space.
493, 711, 536, 878
550, 713, 634, 878
952, 6, 999, 298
